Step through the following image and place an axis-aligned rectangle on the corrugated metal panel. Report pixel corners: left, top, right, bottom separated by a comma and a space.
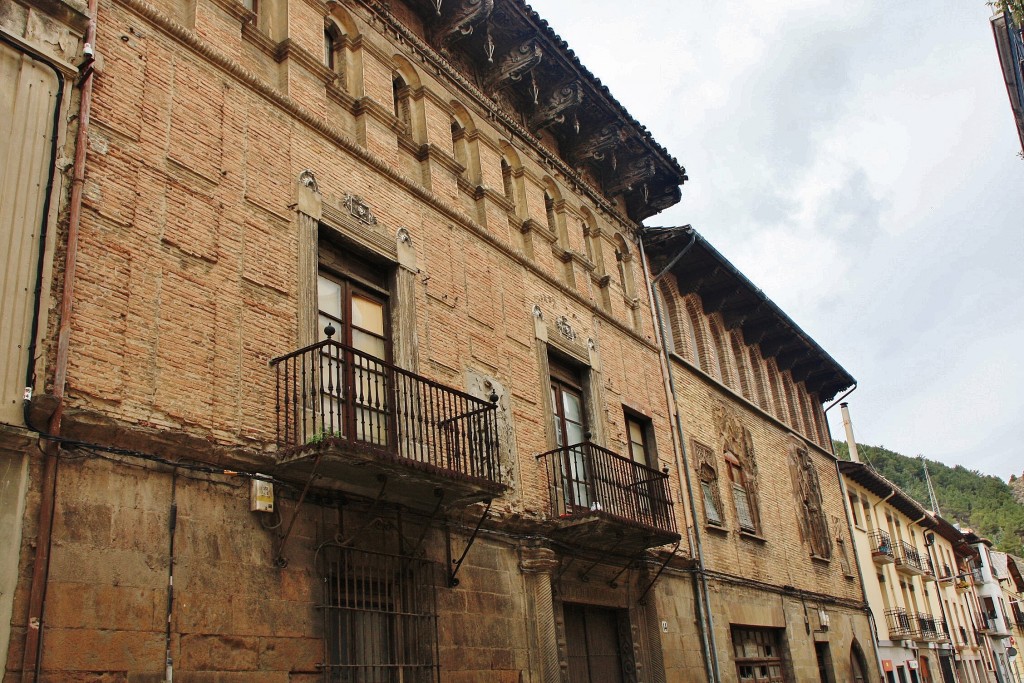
0, 43, 60, 426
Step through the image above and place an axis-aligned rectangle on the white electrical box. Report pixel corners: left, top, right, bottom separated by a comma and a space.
250, 477, 274, 512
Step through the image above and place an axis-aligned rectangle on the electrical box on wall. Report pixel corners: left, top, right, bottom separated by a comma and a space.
250, 477, 274, 512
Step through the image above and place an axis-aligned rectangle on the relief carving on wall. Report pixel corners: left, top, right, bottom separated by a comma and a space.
788, 441, 831, 559
713, 402, 762, 531
343, 194, 378, 225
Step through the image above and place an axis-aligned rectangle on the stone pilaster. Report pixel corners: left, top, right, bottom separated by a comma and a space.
296, 172, 322, 348
520, 544, 562, 683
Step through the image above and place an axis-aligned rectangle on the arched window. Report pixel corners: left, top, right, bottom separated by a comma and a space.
324, 25, 336, 69
449, 102, 479, 184
693, 440, 724, 527
392, 73, 411, 136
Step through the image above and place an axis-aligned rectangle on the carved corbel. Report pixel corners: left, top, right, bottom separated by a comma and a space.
571, 122, 627, 165
528, 81, 583, 131
606, 156, 656, 195
484, 39, 542, 92
433, 0, 494, 46
646, 184, 681, 214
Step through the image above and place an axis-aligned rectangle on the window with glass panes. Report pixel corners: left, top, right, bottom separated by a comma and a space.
317, 266, 390, 446
550, 359, 590, 510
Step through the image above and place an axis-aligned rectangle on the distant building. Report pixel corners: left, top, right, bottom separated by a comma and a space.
991, 9, 1024, 154
965, 532, 1023, 683
840, 459, 993, 683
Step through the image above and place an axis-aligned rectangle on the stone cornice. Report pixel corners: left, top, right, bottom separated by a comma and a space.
276, 38, 336, 83
354, 96, 405, 133
242, 20, 277, 57
108, 0, 658, 354
327, 83, 357, 111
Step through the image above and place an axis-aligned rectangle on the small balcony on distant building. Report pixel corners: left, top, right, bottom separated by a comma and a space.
920, 556, 936, 582
937, 563, 955, 583
886, 608, 916, 640
895, 540, 925, 576
271, 335, 506, 510
535, 440, 679, 554
869, 529, 895, 565
915, 613, 939, 641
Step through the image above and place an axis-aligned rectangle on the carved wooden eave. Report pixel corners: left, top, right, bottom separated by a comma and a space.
432, 0, 494, 47
484, 39, 542, 92
529, 81, 583, 131
396, 0, 686, 222
644, 226, 855, 403
605, 156, 656, 196
571, 122, 628, 165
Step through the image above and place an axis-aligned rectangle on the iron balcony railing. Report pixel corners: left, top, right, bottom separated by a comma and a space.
886, 608, 915, 639
916, 613, 938, 640
271, 336, 500, 484
869, 529, 894, 562
938, 563, 955, 581
535, 440, 676, 534
895, 540, 925, 573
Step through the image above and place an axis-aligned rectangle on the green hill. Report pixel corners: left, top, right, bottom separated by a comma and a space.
833, 441, 1024, 556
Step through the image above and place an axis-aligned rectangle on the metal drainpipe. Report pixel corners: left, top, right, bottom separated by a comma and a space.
21, 0, 98, 678
638, 230, 721, 683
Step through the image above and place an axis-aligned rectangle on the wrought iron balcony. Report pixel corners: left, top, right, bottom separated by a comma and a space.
869, 529, 895, 565
916, 613, 939, 640
937, 563, 955, 582
895, 540, 925, 576
535, 440, 679, 553
885, 608, 915, 639
271, 336, 505, 509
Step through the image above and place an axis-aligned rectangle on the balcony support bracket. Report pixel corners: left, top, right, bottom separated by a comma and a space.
447, 498, 492, 587
638, 541, 681, 605
274, 452, 325, 568
578, 535, 627, 583
405, 487, 445, 557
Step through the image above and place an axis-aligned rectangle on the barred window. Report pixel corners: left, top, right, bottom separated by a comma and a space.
320, 546, 439, 683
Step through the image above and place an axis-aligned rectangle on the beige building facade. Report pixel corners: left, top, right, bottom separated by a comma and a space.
840, 459, 1001, 683
1, 0, 877, 681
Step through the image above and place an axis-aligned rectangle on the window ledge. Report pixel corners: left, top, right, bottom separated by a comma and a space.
738, 529, 766, 543
810, 554, 832, 565
705, 523, 729, 535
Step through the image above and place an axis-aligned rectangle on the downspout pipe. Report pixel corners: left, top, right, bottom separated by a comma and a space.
21, 0, 98, 678
639, 228, 721, 683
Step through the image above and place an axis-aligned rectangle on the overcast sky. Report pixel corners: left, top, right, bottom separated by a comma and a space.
526, 0, 1024, 481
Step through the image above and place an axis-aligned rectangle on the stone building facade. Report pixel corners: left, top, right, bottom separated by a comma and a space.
1, 0, 877, 680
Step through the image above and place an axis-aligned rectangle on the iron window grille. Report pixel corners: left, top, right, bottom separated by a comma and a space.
318, 544, 439, 683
